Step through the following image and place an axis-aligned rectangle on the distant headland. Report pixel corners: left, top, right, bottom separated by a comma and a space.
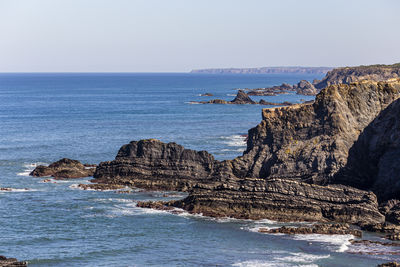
190, 66, 334, 74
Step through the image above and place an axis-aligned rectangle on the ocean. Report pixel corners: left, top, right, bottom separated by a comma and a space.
0, 73, 397, 266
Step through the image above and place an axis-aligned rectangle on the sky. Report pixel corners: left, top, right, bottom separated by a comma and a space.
0, 0, 399, 72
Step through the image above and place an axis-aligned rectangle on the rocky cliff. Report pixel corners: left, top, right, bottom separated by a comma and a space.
93, 79, 400, 226
240, 79, 400, 184
336, 96, 400, 201
314, 63, 400, 89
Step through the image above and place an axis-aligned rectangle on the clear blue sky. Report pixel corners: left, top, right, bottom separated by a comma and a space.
0, 0, 399, 72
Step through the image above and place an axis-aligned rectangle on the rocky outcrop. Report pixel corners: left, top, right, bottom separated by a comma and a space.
247, 83, 293, 96
231, 90, 256, 104
258, 100, 293, 106
94, 79, 400, 226
192, 90, 293, 106
199, 93, 213, 96
192, 90, 257, 105
258, 223, 362, 237
0, 256, 27, 267
30, 158, 96, 179
172, 178, 384, 224
77, 183, 125, 191
314, 63, 400, 89
93, 139, 215, 191
293, 80, 318, 95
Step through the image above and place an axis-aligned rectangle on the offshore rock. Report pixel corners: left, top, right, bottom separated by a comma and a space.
93, 139, 215, 191
0, 256, 27, 267
258, 223, 362, 237
231, 90, 256, 104
314, 63, 400, 89
293, 80, 318, 95
172, 178, 384, 224
192, 90, 256, 105
30, 158, 96, 179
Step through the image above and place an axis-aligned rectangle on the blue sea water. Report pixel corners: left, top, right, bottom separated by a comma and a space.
0, 73, 398, 266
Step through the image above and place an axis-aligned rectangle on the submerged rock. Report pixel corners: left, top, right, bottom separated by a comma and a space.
30, 158, 96, 179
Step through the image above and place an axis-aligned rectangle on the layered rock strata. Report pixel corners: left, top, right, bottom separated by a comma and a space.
30, 158, 96, 179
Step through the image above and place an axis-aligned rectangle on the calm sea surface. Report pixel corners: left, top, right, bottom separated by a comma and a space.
0, 73, 397, 266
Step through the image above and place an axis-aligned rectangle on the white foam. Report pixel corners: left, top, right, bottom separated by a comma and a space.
227, 94, 237, 96
185, 101, 202, 104
220, 135, 247, 147
280, 252, 330, 263
232, 260, 275, 267
292, 234, 353, 253
17, 162, 48, 176
0, 188, 37, 192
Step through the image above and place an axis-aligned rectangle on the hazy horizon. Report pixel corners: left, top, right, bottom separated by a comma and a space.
1, 0, 399, 72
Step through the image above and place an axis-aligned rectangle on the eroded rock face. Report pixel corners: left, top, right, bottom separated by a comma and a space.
93, 139, 215, 191
335, 98, 400, 200
240, 80, 400, 184
30, 158, 96, 179
172, 178, 384, 224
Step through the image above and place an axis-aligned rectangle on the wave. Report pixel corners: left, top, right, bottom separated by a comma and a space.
292, 234, 354, 253
17, 162, 48, 176
220, 135, 247, 147
0, 188, 37, 192
232, 252, 329, 266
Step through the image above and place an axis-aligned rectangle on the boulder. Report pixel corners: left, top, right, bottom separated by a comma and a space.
30, 158, 96, 179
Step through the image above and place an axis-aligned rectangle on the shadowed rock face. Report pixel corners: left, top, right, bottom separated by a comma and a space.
336, 98, 400, 201
30, 158, 96, 179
